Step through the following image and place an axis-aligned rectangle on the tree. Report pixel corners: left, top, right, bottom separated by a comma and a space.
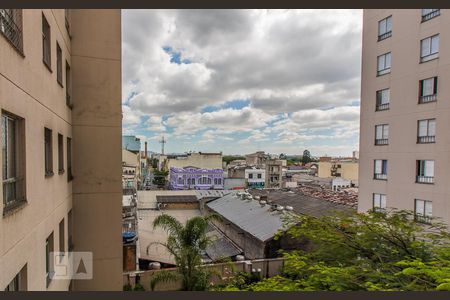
216, 209, 450, 291
149, 214, 220, 291
301, 150, 311, 164
152, 169, 168, 187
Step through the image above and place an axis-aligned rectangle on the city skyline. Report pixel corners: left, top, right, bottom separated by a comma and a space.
122, 10, 362, 156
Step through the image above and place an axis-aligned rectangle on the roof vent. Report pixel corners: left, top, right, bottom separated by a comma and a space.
285, 206, 294, 211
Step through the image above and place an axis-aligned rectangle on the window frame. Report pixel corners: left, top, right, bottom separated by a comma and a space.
42, 13, 52, 72
414, 199, 432, 224
375, 124, 389, 145
419, 77, 438, 103
420, 34, 439, 63
377, 52, 391, 76
0, 9, 24, 55
373, 159, 388, 180
44, 127, 53, 177
65, 61, 72, 108
421, 9, 440, 22
376, 88, 390, 111
57, 133, 64, 174
56, 42, 63, 87
377, 15, 392, 41
45, 232, 54, 288
372, 193, 387, 212
416, 160, 435, 184
417, 119, 436, 143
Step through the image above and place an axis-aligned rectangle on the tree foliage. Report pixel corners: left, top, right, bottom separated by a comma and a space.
150, 214, 221, 291
152, 170, 168, 187
215, 209, 450, 291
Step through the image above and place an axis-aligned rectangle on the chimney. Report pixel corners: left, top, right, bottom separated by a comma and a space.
144, 141, 148, 159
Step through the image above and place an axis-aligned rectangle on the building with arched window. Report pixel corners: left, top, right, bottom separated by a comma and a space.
169, 167, 224, 190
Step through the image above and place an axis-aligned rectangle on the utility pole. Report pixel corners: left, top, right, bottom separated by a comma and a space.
159, 135, 166, 155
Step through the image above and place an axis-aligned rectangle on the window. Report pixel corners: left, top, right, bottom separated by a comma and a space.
373, 193, 387, 212
375, 124, 389, 145
44, 128, 53, 176
65, 61, 72, 108
417, 119, 436, 143
377, 52, 391, 76
2, 111, 26, 212
46, 232, 54, 288
421, 9, 440, 22
65, 9, 71, 36
378, 16, 392, 41
420, 34, 439, 62
4, 264, 27, 291
177, 176, 183, 185
416, 160, 434, 184
374, 159, 387, 180
42, 14, 51, 70
257, 173, 262, 179
0, 9, 23, 54
376, 88, 390, 111
68, 210, 73, 251
58, 134, 64, 174
67, 137, 72, 181
415, 199, 432, 224
249, 173, 253, 179
419, 77, 438, 103
59, 218, 65, 255
56, 43, 63, 86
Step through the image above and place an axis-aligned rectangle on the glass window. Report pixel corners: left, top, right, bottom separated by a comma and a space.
42, 14, 51, 69
377, 52, 391, 75
373, 193, 387, 210
420, 35, 439, 62
44, 128, 53, 176
56, 43, 62, 86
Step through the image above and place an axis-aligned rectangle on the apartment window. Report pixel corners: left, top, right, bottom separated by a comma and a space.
44, 128, 53, 176
377, 52, 391, 76
257, 173, 262, 179
415, 199, 432, 224
65, 9, 71, 36
420, 34, 439, 63
249, 173, 253, 179
57, 134, 64, 174
2, 111, 26, 212
374, 159, 387, 180
67, 137, 72, 181
417, 119, 436, 143
68, 209, 73, 251
56, 43, 63, 86
65, 61, 72, 108
4, 265, 27, 291
376, 88, 390, 111
375, 124, 389, 145
0, 9, 23, 54
416, 160, 434, 184
419, 77, 437, 103
378, 16, 392, 41
373, 193, 387, 212
421, 9, 440, 22
42, 14, 51, 70
46, 232, 54, 287
59, 218, 65, 255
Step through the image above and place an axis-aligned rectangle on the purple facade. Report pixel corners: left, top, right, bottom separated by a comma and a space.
169, 167, 224, 190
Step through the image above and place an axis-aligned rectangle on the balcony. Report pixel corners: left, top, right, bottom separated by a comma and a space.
0, 9, 23, 55
375, 138, 388, 146
377, 31, 392, 42
376, 103, 389, 111
374, 173, 387, 180
416, 175, 434, 184
415, 214, 432, 224
421, 10, 440, 22
417, 135, 435, 144
419, 94, 437, 104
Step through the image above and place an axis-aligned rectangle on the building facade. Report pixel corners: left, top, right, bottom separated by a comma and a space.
166, 152, 223, 171
169, 167, 224, 190
0, 9, 122, 291
318, 157, 359, 186
358, 9, 450, 225
244, 168, 265, 188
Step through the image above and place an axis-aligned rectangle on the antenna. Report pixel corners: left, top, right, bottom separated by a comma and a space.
159, 135, 166, 155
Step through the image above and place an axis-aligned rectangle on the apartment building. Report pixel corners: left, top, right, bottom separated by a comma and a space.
359, 9, 450, 224
0, 9, 122, 290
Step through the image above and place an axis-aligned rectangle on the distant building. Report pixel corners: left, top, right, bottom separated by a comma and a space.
245, 168, 266, 188
318, 156, 359, 187
169, 167, 224, 190
122, 135, 141, 154
166, 152, 223, 171
122, 149, 142, 191
265, 159, 283, 188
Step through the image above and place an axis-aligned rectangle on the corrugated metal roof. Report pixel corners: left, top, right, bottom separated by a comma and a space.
156, 195, 198, 203
206, 193, 285, 242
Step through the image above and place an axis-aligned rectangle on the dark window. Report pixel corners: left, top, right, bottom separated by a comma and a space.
376, 88, 390, 111
67, 137, 73, 181
257, 173, 262, 179
42, 14, 51, 70
421, 9, 440, 22
249, 173, 253, 179
44, 128, 53, 176
68, 209, 73, 251
4, 264, 27, 291
56, 43, 63, 86
65, 9, 71, 36
2, 111, 26, 213
65, 61, 72, 108
0, 9, 23, 54
378, 16, 392, 41
59, 218, 65, 254
58, 134, 64, 174
46, 232, 54, 287
374, 159, 387, 180
419, 77, 438, 103
416, 160, 434, 184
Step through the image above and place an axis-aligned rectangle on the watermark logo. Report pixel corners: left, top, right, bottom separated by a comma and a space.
51, 252, 93, 280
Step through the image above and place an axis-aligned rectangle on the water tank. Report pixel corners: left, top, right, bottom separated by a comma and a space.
148, 262, 161, 270
235, 255, 245, 261
285, 206, 294, 211
276, 205, 284, 211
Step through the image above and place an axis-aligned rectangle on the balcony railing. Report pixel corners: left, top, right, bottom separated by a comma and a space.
0, 9, 23, 54
376, 103, 389, 111
373, 207, 386, 213
422, 10, 440, 22
378, 31, 392, 41
374, 173, 387, 180
416, 175, 434, 184
419, 94, 437, 104
420, 53, 438, 63
377, 68, 391, 76
375, 138, 388, 145
415, 214, 432, 224
417, 135, 435, 144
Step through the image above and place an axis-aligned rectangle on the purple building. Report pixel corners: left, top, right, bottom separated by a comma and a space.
169, 167, 224, 190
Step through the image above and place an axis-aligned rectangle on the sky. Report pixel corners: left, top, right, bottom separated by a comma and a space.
122, 9, 362, 157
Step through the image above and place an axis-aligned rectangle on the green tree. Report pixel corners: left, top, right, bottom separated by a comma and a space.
149, 214, 220, 291
216, 209, 450, 291
301, 150, 311, 164
152, 170, 168, 187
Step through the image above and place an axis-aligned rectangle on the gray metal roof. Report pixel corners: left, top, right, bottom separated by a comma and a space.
206, 193, 285, 242
156, 195, 198, 203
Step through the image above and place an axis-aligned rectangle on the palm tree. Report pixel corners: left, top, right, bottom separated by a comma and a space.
149, 214, 220, 291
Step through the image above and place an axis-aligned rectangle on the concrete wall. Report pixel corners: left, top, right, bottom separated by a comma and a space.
70, 9, 122, 290
358, 9, 450, 225
167, 152, 223, 170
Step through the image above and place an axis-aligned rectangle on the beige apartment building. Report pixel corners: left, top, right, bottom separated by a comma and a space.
318, 157, 359, 185
358, 9, 450, 225
0, 9, 122, 290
